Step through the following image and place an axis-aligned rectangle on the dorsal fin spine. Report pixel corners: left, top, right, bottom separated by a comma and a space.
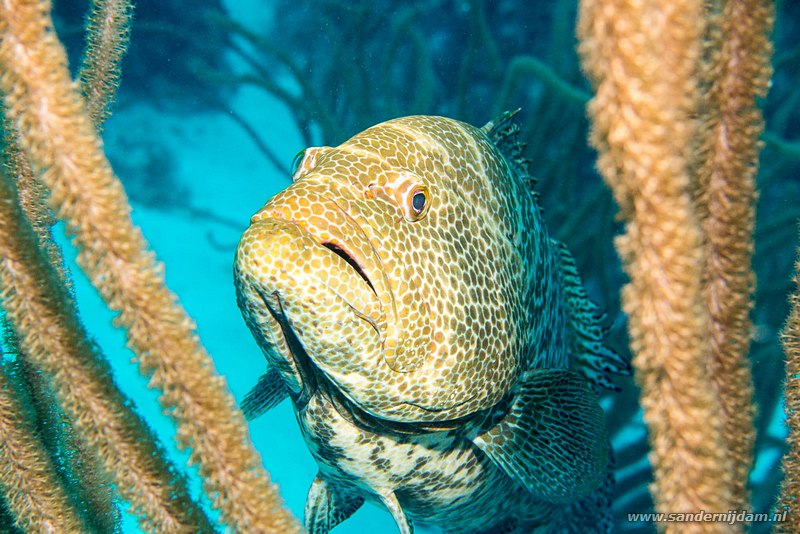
481, 109, 536, 189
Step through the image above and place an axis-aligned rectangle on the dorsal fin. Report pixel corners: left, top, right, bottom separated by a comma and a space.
551, 239, 631, 390
481, 109, 536, 189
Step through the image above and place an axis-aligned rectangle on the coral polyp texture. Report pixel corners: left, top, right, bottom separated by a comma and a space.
0, 0, 298, 531
578, 0, 774, 528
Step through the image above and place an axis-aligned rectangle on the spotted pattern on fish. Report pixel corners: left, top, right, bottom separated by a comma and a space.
298, 386, 554, 533
235, 112, 629, 533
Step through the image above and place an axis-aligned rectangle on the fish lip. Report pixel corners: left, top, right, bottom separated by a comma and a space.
245, 215, 384, 410
317, 195, 384, 298
265, 198, 388, 339
260, 216, 374, 292
315, 195, 393, 340
319, 241, 378, 298
318, 243, 384, 338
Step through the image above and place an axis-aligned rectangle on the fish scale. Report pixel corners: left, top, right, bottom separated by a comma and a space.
235, 112, 629, 533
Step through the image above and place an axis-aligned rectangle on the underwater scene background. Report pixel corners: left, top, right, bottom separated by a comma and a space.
1, 0, 798, 532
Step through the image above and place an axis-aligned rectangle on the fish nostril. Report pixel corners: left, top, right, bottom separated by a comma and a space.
321, 242, 377, 296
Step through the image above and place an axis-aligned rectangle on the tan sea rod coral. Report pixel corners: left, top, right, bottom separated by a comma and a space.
0, 0, 300, 531
578, 0, 776, 531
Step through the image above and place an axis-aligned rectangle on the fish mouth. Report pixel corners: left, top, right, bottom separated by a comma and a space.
254, 185, 434, 377
258, 195, 390, 341
320, 242, 378, 297
236, 215, 386, 412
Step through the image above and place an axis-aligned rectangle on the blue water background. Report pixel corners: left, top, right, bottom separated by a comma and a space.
54, 4, 426, 531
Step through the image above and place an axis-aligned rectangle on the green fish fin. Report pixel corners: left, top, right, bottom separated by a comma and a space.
240, 367, 288, 420
472, 369, 608, 503
304, 474, 364, 534
552, 238, 631, 390
481, 109, 536, 190
378, 491, 413, 534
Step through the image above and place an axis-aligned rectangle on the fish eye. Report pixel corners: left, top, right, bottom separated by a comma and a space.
404, 184, 430, 221
289, 146, 331, 182
411, 190, 426, 214
391, 173, 430, 222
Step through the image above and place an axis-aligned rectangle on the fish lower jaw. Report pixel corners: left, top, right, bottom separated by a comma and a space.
257, 216, 385, 332
253, 288, 320, 407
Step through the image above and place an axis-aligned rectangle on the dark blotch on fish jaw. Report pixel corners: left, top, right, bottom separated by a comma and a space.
259, 288, 318, 410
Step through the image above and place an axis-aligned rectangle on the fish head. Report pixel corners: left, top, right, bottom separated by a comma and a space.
235, 116, 534, 423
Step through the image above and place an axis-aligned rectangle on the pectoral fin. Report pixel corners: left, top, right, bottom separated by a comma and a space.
240, 367, 288, 420
472, 369, 607, 503
305, 474, 364, 534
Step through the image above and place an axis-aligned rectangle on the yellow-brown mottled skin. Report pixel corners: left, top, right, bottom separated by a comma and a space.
238, 115, 562, 423
235, 115, 623, 533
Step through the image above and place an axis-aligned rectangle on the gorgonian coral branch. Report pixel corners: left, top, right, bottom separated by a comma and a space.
0, 0, 299, 531
578, 0, 738, 527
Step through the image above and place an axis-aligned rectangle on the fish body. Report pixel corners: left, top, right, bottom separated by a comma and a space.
234, 113, 628, 533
